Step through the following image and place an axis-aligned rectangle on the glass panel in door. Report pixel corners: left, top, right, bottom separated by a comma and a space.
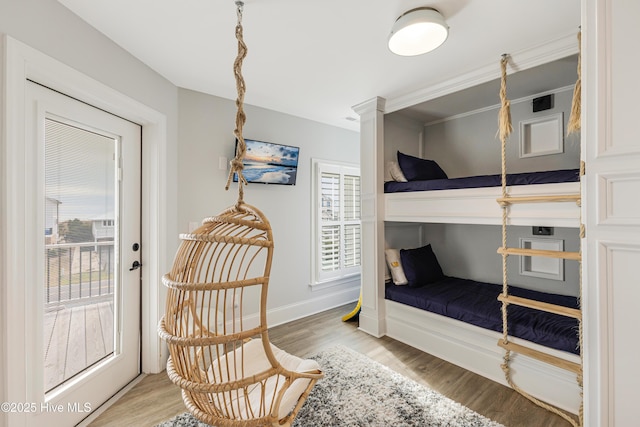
43, 118, 118, 393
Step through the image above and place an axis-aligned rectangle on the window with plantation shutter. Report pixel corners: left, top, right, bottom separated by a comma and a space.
311, 159, 361, 287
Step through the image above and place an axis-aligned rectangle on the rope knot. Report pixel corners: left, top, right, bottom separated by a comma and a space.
230, 158, 244, 171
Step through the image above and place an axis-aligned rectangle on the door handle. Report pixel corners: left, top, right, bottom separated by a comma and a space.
129, 260, 142, 271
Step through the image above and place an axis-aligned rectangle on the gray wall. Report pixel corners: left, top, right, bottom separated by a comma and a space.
383, 114, 423, 180
424, 224, 580, 296
385, 222, 579, 297
178, 88, 360, 316
423, 89, 580, 177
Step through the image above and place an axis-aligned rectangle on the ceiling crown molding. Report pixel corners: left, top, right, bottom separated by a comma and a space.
385, 32, 580, 115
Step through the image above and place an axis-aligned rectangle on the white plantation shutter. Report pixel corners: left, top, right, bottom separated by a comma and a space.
344, 224, 360, 268
321, 172, 340, 221
321, 225, 340, 272
313, 160, 361, 285
343, 175, 360, 220
343, 174, 361, 269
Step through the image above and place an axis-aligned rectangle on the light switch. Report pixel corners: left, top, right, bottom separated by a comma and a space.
219, 156, 228, 171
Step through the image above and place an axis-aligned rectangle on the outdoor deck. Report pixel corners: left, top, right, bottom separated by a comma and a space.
43, 299, 114, 392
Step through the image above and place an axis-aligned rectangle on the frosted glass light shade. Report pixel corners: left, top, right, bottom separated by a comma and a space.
388, 7, 449, 56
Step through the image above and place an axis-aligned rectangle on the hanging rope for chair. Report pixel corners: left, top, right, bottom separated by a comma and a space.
225, 0, 249, 206
158, 2, 322, 426
496, 53, 582, 427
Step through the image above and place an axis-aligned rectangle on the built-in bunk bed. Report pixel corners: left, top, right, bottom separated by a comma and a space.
354, 46, 582, 417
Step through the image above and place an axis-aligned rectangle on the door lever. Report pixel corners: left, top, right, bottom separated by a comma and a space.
129, 260, 142, 271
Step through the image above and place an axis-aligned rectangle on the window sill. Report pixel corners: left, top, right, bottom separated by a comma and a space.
310, 274, 360, 291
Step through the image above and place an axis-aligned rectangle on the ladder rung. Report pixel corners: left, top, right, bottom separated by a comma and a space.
497, 247, 581, 261
498, 340, 581, 374
498, 294, 582, 320
497, 194, 581, 206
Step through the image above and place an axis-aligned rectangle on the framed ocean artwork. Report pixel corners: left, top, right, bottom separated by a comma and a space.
234, 138, 300, 185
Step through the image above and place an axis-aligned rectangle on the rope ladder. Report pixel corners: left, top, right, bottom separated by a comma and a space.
496, 48, 583, 427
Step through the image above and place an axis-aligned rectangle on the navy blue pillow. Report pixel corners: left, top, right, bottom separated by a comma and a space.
400, 244, 444, 287
397, 151, 447, 181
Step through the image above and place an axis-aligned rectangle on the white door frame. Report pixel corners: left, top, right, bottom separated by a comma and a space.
1, 35, 168, 422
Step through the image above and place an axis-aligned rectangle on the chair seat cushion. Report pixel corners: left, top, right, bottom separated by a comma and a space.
207, 339, 320, 419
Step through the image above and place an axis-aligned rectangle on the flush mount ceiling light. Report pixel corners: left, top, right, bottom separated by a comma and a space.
388, 7, 449, 56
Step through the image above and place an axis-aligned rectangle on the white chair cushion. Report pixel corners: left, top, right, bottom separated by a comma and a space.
207, 339, 319, 419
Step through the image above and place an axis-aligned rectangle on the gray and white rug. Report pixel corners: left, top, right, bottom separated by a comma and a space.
156, 345, 504, 427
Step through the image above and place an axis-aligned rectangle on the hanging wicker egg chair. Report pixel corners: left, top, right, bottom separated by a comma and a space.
158, 3, 322, 425
158, 203, 322, 426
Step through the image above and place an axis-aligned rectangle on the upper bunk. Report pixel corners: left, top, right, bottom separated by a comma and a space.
384, 153, 581, 227
379, 53, 581, 228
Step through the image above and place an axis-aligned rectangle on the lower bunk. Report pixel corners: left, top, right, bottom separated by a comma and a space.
383, 278, 582, 414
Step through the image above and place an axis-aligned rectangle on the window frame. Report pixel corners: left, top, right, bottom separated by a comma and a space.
310, 158, 361, 289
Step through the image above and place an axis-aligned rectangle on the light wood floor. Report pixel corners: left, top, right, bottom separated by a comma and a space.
89, 304, 578, 427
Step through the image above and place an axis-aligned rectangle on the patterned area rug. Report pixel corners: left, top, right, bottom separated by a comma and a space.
156, 345, 504, 427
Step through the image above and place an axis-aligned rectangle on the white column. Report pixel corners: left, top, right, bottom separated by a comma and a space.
353, 97, 386, 337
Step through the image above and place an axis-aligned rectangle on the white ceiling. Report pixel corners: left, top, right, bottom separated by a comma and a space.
57, 0, 581, 132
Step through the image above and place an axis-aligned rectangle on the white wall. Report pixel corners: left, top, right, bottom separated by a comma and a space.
177, 88, 360, 325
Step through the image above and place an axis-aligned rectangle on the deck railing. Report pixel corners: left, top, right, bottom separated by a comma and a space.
45, 241, 115, 304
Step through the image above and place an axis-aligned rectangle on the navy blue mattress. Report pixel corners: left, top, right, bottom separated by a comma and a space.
385, 277, 580, 355
384, 169, 580, 193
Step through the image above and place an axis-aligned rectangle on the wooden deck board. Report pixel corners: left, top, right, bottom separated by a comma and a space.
98, 301, 114, 354
65, 306, 87, 379
85, 303, 107, 365
43, 300, 114, 392
44, 308, 71, 391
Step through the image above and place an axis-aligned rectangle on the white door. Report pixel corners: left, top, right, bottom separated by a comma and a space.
20, 81, 141, 426
583, 0, 640, 425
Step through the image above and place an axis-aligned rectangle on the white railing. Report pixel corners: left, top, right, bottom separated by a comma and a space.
45, 241, 115, 304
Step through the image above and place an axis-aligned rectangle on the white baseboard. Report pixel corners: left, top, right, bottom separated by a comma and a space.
267, 285, 360, 327
232, 285, 360, 331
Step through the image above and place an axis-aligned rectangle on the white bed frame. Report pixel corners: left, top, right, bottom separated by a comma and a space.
385, 299, 582, 414
385, 181, 580, 227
